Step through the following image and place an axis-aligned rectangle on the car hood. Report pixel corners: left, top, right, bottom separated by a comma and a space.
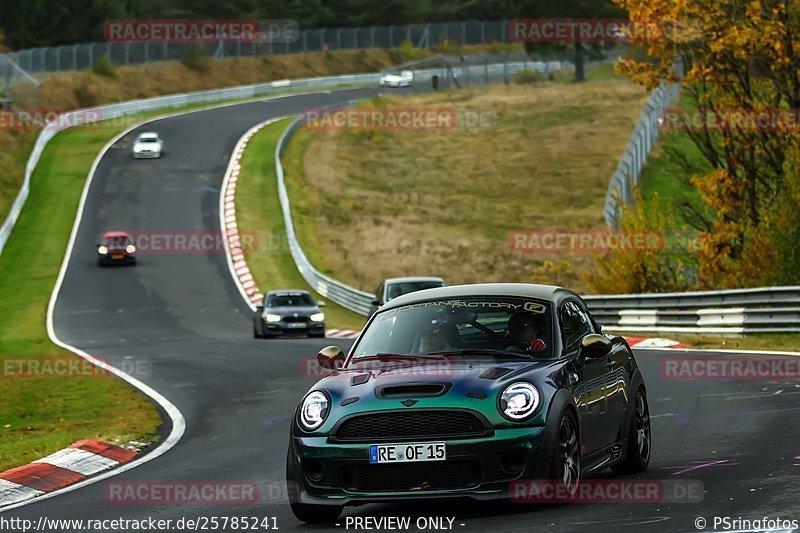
304, 358, 564, 430
266, 305, 320, 316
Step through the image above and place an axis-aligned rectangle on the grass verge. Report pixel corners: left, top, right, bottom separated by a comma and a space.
281, 78, 649, 293
616, 332, 800, 353
0, 121, 163, 472
235, 119, 368, 332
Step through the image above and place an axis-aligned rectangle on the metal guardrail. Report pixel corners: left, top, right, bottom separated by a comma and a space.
603, 83, 681, 228
0, 56, 542, 257
0, 72, 383, 256
275, 112, 375, 316
586, 287, 800, 333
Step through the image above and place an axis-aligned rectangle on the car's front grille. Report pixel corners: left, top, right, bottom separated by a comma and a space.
339, 461, 482, 492
283, 315, 309, 323
334, 410, 490, 442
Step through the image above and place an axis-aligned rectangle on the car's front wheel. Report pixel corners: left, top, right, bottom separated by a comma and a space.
612, 387, 651, 474
253, 319, 264, 339
551, 409, 580, 495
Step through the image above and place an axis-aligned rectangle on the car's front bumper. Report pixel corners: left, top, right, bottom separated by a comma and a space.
98, 253, 136, 265
288, 426, 551, 506
132, 151, 161, 159
264, 320, 325, 336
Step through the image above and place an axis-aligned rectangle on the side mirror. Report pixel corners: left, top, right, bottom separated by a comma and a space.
370, 299, 380, 306
317, 346, 345, 370
255, 304, 264, 314
317, 301, 326, 307
579, 334, 612, 360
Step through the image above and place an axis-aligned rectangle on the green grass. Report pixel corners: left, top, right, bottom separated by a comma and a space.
235, 119, 368, 332
615, 331, 800, 352
552, 61, 624, 83
0, 122, 162, 471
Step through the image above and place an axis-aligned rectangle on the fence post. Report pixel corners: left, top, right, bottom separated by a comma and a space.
480, 22, 485, 44
87, 45, 93, 70
370, 27, 376, 48
461, 22, 466, 44
55, 47, 62, 72
72, 45, 78, 70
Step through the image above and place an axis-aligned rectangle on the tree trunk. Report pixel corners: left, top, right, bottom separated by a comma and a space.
574, 42, 585, 83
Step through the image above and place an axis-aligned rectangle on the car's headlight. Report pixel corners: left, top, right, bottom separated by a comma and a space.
125, 245, 136, 254
98, 246, 108, 255
499, 382, 540, 421
299, 390, 330, 431
265, 313, 281, 322
310, 313, 325, 322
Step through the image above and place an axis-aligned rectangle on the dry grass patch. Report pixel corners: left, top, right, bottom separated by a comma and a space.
285, 79, 648, 293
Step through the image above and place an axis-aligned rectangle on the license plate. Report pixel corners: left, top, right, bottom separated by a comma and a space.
286, 323, 306, 329
111, 254, 124, 259
369, 442, 446, 464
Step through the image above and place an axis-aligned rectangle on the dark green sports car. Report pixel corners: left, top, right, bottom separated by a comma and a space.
286, 283, 651, 523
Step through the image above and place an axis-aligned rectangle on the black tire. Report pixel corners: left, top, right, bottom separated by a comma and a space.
286, 448, 343, 523
612, 387, 651, 474
253, 319, 263, 339
550, 409, 580, 495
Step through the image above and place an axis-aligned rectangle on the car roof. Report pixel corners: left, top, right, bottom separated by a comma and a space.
137, 132, 159, 138
384, 276, 445, 284
380, 283, 579, 310
102, 230, 130, 238
266, 289, 311, 296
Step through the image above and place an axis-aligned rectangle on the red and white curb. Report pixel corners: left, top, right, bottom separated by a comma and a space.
325, 329, 360, 339
0, 440, 137, 508
220, 121, 270, 308
624, 336, 690, 349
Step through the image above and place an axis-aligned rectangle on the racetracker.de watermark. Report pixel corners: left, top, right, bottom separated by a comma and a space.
508, 18, 702, 43
661, 355, 800, 381
508, 229, 699, 255
301, 357, 466, 379
300, 107, 495, 132
1, 356, 151, 379
660, 108, 800, 133
104, 481, 259, 504
122, 230, 258, 255
104, 19, 298, 43
509, 479, 704, 503
0, 109, 141, 133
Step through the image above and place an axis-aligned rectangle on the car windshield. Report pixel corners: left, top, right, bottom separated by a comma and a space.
351, 296, 554, 362
386, 281, 445, 302
138, 137, 158, 143
103, 236, 131, 248
268, 294, 315, 307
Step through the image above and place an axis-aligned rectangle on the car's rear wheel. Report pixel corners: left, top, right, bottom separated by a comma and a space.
612, 387, 651, 474
551, 410, 580, 495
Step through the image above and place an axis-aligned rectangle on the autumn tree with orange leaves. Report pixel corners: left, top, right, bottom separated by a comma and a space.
614, 0, 800, 288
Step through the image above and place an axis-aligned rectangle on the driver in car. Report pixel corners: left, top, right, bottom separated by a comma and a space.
417, 326, 451, 353
504, 312, 547, 354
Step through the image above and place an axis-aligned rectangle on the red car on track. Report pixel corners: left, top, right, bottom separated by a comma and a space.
97, 231, 137, 266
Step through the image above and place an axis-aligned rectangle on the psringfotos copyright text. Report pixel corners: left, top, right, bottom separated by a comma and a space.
695, 516, 799, 530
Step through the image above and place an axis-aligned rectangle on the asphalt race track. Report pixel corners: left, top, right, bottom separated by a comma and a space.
4, 86, 800, 532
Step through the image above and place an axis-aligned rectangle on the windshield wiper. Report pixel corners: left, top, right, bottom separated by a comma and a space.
352, 353, 444, 362
425, 349, 536, 360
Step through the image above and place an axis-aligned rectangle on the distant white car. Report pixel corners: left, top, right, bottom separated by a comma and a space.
131, 132, 163, 159
379, 70, 413, 88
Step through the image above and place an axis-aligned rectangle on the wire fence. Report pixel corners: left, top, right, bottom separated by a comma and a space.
0, 21, 517, 76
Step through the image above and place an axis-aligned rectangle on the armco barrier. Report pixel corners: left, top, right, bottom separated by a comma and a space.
275, 111, 800, 332
0, 58, 540, 257
0, 72, 380, 256
603, 83, 680, 228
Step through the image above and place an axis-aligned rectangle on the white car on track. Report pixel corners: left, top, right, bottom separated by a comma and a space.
379, 70, 414, 88
131, 132, 164, 159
